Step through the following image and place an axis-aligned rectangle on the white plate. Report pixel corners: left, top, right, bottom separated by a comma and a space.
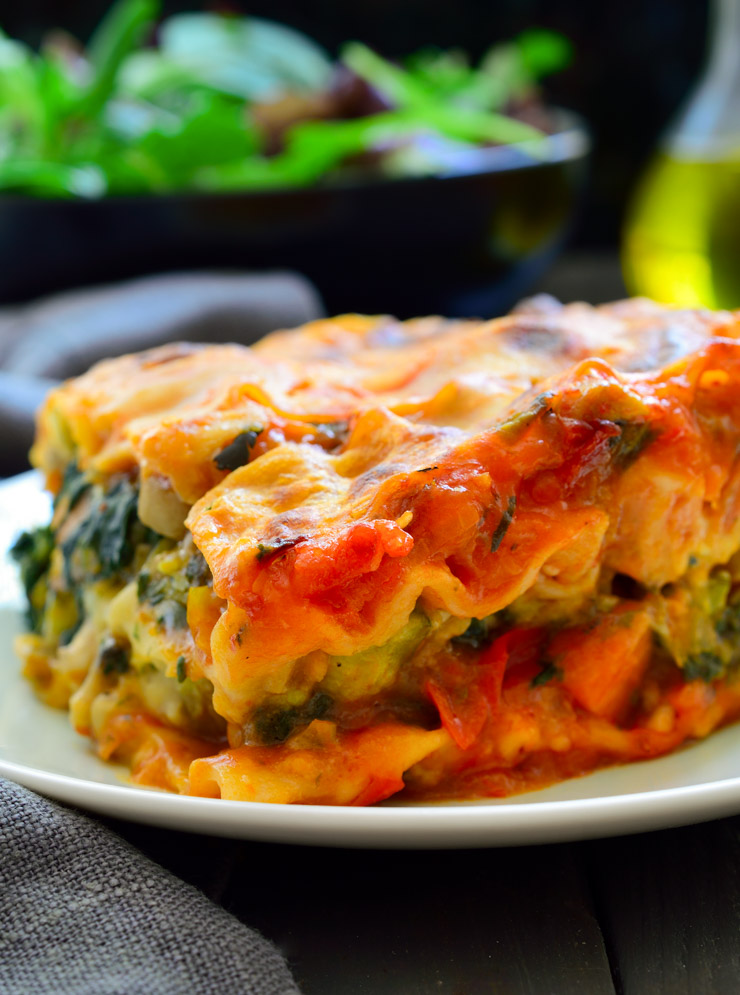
4, 471, 740, 848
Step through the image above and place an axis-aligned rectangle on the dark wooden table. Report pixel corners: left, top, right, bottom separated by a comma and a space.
104, 811, 740, 994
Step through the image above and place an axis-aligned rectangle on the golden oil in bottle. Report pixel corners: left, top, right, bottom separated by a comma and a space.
623, 151, 740, 309
623, 0, 740, 309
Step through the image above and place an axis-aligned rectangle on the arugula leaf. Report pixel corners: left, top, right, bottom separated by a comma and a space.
342, 42, 543, 145
0, 160, 105, 197
0, 9, 569, 196
84, 0, 159, 115
130, 91, 259, 187
160, 14, 333, 99
404, 48, 473, 98
517, 29, 573, 81
342, 43, 431, 107
0, 33, 46, 156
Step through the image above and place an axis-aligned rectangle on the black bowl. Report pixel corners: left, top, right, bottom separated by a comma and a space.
0, 112, 589, 318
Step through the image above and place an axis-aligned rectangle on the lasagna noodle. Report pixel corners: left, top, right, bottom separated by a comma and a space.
16, 298, 740, 803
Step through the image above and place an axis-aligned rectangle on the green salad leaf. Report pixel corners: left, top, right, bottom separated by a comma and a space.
0, 1, 571, 197
159, 13, 333, 99
84, 0, 159, 114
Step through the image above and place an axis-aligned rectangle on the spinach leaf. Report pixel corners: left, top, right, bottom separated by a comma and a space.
491, 495, 517, 553
185, 550, 211, 586
156, 600, 188, 630
99, 637, 130, 676
530, 661, 562, 688
10, 526, 54, 631
254, 691, 333, 745
54, 463, 91, 514
716, 602, 740, 639
497, 394, 553, 441
609, 420, 657, 470
684, 651, 724, 683
255, 538, 303, 561
213, 428, 261, 471
62, 477, 157, 584
137, 570, 169, 605
452, 618, 491, 650
59, 605, 84, 647
138, 565, 190, 629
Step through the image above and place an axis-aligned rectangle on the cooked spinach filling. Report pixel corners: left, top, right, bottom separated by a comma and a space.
491, 496, 517, 553
54, 462, 91, 514
608, 419, 658, 470
213, 428, 262, 472
155, 601, 188, 630
646, 565, 740, 683
185, 550, 210, 586
451, 617, 493, 651
10, 526, 54, 631
254, 692, 334, 745
138, 565, 190, 630
14, 464, 164, 639
61, 477, 159, 586
530, 661, 563, 688
683, 651, 724, 683
99, 637, 131, 676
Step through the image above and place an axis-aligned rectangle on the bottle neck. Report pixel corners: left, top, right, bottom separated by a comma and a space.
707, 0, 740, 86
666, 0, 740, 156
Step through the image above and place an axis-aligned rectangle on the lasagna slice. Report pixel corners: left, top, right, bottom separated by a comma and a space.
12, 298, 740, 804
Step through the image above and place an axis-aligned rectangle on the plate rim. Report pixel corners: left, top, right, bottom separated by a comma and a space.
5, 751, 740, 848
5, 469, 740, 847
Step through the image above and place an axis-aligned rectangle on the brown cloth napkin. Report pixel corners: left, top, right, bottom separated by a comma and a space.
0, 270, 324, 475
0, 777, 302, 995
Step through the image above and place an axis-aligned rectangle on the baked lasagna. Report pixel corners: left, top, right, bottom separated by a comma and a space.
12, 297, 740, 804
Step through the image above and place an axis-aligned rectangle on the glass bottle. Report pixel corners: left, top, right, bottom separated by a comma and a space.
622, 0, 740, 308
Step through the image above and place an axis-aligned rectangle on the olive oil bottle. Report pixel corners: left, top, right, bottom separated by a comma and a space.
623, 0, 740, 309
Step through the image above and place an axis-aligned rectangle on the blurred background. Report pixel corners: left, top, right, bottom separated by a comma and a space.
2, 0, 709, 254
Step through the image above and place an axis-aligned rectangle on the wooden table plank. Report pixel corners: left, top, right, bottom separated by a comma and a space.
222, 842, 615, 995
108, 820, 616, 994
586, 818, 740, 995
